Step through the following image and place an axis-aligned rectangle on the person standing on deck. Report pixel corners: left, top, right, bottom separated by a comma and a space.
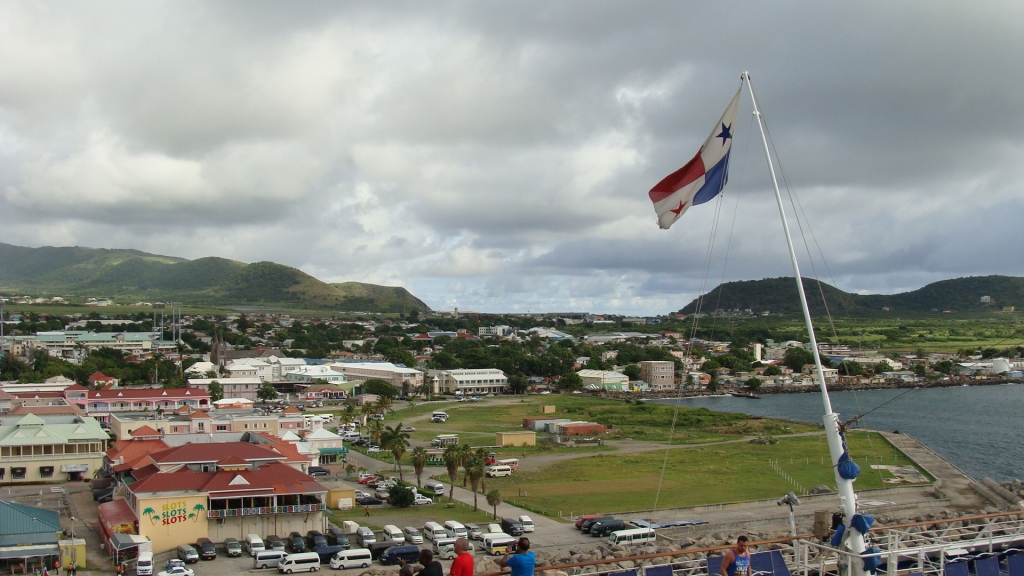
720, 535, 751, 576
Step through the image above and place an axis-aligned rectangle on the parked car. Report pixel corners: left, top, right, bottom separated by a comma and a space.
368, 414, 384, 421
375, 487, 390, 499
401, 426, 415, 432
325, 526, 351, 549
157, 567, 194, 576
307, 466, 330, 477
354, 490, 371, 499
356, 496, 383, 506
413, 494, 433, 506
466, 524, 483, 540
367, 446, 382, 453
265, 536, 286, 552
288, 532, 307, 553
195, 538, 217, 560
358, 475, 379, 484
402, 527, 423, 545
305, 530, 327, 549
500, 518, 524, 536
165, 560, 185, 571
224, 538, 243, 557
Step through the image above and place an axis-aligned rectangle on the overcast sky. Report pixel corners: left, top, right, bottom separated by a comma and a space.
2, 2, 1023, 315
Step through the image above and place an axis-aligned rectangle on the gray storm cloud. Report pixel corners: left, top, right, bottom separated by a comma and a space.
1, 1, 1023, 314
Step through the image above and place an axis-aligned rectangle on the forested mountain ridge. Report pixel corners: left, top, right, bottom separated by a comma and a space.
679, 275, 1024, 316
0, 242, 431, 312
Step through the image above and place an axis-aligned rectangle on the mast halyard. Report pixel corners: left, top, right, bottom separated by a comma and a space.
741, 71, 868, 576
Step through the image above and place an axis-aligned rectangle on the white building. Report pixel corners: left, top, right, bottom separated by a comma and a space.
428, 368, 508, 395
187, 377, 264, 400
330, 362, 424, 391
285, 365, 348, 384
478, 326, 513, 338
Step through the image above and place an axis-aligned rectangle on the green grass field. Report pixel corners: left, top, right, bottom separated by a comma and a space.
470, 431, 926, 515
386, 396, 821, 448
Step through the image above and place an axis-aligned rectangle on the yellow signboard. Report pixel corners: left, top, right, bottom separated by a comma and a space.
136, 495, 209, 553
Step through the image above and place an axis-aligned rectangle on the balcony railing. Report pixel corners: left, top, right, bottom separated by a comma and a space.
207, 503, 323, 518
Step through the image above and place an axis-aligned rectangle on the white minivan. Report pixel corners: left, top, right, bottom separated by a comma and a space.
254, 551, 287, 569
246, 534, 266, 556
422, 522, 447, 542
330, 549, 373, 570
518, 515, 534, 533
443, 520, 468, 539
135, 552, 153, 576
485, 465, 512, 478
382, 525, 405, 544
277, 552, 321, 573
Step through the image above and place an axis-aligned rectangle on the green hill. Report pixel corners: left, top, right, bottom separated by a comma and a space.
0, 243, 431, 313
680, 275, 1024, 317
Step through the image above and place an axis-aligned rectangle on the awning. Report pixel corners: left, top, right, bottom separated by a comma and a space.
0, 544, 60, 559
318, 448, 348, 454
110, 534, 150, 551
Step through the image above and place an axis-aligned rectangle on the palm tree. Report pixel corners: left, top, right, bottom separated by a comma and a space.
345, 464, 356, 478
380, 423, 411, 480
457, 445, 473, 488
368, 420, 385, 445
375, 395, 393, 415
443, 445, 461, 502
466, 457, 485, 511
343, 403, 356, 423
485, 489, 503, 520
410, 447, 428, 488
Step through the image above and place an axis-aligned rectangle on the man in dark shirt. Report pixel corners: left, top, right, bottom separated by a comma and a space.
400, 549, 444, 576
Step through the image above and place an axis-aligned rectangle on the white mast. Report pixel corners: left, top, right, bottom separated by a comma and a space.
742, 71, 867, 576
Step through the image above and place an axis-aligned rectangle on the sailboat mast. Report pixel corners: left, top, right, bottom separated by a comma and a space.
742, 71, 866, 576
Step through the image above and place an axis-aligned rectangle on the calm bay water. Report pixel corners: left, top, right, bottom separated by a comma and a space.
652, 384, 1024, 482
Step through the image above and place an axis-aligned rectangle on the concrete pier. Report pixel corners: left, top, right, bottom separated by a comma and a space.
879, 431, 987, 509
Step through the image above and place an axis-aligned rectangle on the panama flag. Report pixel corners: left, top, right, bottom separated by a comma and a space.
649, 87, 742, 229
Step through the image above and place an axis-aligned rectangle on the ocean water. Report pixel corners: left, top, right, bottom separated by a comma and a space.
652, 384, 1024, 482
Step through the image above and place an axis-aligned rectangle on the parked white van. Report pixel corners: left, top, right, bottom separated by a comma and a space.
136, 552, 153, 576
382, 525, 405, 544
424, 480, 446, 496
485, 465, 512, 478
356, 526, 376, 547
330, 549, 373, 570
437, 540, 475, 560
422, 522, 447, 542
254, 551, 287, 569
482, 533, 516, 555
246, 534, 266, 556
443, 520, 468, 539
608, 528, 657, 546
277, 552, 321, 573
518, 515, 534, 532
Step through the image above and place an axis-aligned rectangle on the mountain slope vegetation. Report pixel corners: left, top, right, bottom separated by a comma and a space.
0, 243, 430, 312
680, 275, 1024, 317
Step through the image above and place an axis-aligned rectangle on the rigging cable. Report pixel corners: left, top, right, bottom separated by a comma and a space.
654, 79, 754, 511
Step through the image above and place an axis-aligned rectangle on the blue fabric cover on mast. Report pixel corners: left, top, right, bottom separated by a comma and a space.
862, 547, 882, 573
830, 523, 846, 547
837, 431, 861, 480
850, 513, 874, 534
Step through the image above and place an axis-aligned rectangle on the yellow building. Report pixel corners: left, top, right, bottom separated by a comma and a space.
124, 443, 326, 553
0, 414, 107, 483
495, 431, 536, 447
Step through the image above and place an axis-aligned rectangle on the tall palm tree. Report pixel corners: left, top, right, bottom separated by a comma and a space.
485, 489, 503, 520
343, 402, 356, 423
466, 457, 485, 511
345, 463, 356, 478
368, 420, 385, 445
457, 444, 473, 488
380, 423, 411, 480
410, 447, 428, 488
375, 395, 393, 414
443, 445, 461, 502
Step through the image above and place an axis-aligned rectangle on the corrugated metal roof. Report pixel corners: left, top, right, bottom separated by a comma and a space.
0, 501, 61, 543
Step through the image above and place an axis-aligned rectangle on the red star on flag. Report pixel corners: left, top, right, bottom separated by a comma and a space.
670, 201, 687, 215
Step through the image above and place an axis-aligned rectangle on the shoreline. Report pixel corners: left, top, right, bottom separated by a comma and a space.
616, 376, 1023, 402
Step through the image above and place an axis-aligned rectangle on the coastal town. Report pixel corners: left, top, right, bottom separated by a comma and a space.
2, 302, 1024, 576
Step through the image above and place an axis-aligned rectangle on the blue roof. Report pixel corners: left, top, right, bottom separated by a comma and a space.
0, 501, 61, 546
